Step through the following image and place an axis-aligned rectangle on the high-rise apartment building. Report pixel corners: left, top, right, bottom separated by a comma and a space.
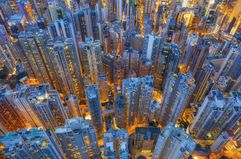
210, 130, 234, 153
181, 34, 199, 70
153, 124, 196, 159
73, 7, 99, 41
48, 18, 76, 39
1, 1, 241, 158
190, 90, 241, 139
0, 88, 26, 132
80, 38, 103, 84
103, 128, 129, 159
47, 37, 85, 99
122, 77, 140, 128
98, 73, 110, 102
189, 62, 215, 104
48, 6, 73, 28
165, 16, 176, 42
73, 9, 88, 42
114, 95, 125, 129
65, 94, 81, 118
216, 43, 241, 80
129, 126, 161, 157
102, 54, 115, 83
46, 0, 64, 23
0, 25, 17, 73
130, 34, 144, 51
3, 86, 43, 128
223, 44, 241, 92
121, 76, 154, 128
158, 72, 195, 126
0, 128, 65, 159
85, 84, 103, 136
138, 58, 153, 77
28, 84, 68, 131
142, 34, 162, 61
138, 75, 154, 123
123, 48, 140, 74
55, 118, 101, 159
18, 29, 52, 84
189, 39, 210, 78
154, 43, 179, 90
114, 57, 128, 88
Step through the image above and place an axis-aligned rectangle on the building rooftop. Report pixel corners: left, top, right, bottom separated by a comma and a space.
55, 118, 92, 134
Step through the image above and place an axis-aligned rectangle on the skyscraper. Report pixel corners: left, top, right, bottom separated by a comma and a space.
98, 23, 109, 52
130, 34, 144, 51
121, 76, 154, 128
224, 44, 241, 92
216, 43, 241, 80
148, 100, 161, 122
122, 77, 140, 129
210, 130, 234, 153
18, 29, 52, 84
47, 37, 85, 99
0, 25, 17, 73
29, 84, 68, 131
114, 95, 125, 129
105, 0, 118, 21
73, 7, 99, 41
138, 75, 154, 124
152, 124, 196, 159
123, 48, 140, 75
189, 38, 210, 78
158, 72, 195, 126
165, 16, 176, 42
73, 8, 89, 41
65, 94, 81, 118
98, 73, 110, 102
129, 126, 161, 158
114, 57, 128, 88
0, 87, 26, 132
190, 90, 241, 139
220, 120, 241, 156
48, 18, 76, 39
46, 0, 60, 22
103, 128, 129, 159
181, 33, 199, 70
154, 43, 179, 90
80, 38, 103, 84
3, 85, 43, 128
0, 128, 65, 159
85, 84, 103, 136
108, 27, 125, 55
189, 62, 215, 104
153, 4, 168, 33
7, 14, 26, 38
55, 118, 101, 159
102, 54, 115, 83
142, 34, 162, 61
138, 58, 152, 77
117, 0, 123, 22
1, 1, 241, 158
